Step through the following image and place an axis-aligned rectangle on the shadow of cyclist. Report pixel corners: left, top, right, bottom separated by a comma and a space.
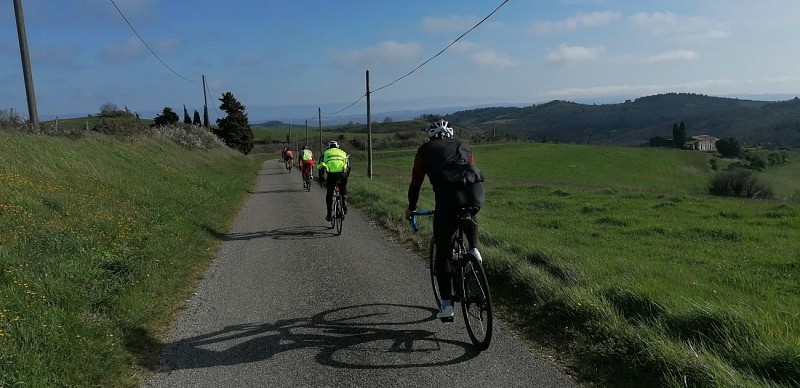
155, 303, 480, 372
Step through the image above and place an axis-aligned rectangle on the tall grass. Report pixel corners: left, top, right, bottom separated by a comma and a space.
0, 132, 264, 386
348, 142, 800, 387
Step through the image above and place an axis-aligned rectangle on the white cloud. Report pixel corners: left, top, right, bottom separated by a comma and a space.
236, 51, 265, 66
450, 41, 481, 53
157, 38, 185, 53
471, 50, 521, 68
707, 30, 729, 39
100, 38, 147, 64
644, 50, 698, 64
33, 43, 82, 69
532, 11, 621, 35
629, 11, 678, 31
546, 44, 605, 64
420, 15, 481, 33
327, 41, 421, 68
629, 11, 728, 42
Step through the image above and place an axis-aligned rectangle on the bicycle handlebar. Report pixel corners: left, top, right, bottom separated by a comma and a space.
409, 209, 434, 232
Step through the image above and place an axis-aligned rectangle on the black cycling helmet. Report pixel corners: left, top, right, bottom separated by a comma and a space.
327, 140, 339, 149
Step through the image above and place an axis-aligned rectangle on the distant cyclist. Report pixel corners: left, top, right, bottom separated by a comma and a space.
299, 145, 315, 180
323, 140, 350, 221
404, 119, 485, 320
284, 148, 294, 169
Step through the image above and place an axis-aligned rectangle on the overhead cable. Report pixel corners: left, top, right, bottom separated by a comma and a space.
322, 94, 366, 115
109, 0, 199, 83
372, 0, 509, 93
321, 0, 509, 115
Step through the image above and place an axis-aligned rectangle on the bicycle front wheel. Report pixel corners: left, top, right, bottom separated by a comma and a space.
461, 256, 493, 350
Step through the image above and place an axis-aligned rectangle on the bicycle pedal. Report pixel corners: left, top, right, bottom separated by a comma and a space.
440, 317, 454, 323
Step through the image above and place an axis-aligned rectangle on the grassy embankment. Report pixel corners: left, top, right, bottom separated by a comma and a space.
0, 132, 264, 386
347, 143, 800, 387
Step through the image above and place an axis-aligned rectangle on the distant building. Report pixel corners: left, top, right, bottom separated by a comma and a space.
648, 136, 671, 147
685, 135, 718, 151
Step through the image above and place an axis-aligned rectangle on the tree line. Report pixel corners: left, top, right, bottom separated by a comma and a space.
110, 92, 254, 154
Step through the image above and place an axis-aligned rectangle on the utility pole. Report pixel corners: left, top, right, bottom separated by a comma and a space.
305, 120, 308, 147
14, 0, 39, 129
318, 107, 322, 155
202, 75, 209, 128
366, 70, 373, 179
288, 123, 292, 148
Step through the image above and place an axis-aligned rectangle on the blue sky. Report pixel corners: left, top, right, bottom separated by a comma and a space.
2, 0, 800, 122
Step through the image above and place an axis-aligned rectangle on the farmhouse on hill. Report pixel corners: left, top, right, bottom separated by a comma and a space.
686, 135, 718, 151
648, 134, 719, 150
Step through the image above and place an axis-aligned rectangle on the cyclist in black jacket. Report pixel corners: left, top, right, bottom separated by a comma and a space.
405, 119, 485, 320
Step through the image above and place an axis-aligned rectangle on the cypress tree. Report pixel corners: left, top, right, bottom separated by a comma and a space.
214, 92, 254, 154
183, 105, 192, 124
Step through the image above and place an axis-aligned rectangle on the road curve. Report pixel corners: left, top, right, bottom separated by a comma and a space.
144, 160, 576, 388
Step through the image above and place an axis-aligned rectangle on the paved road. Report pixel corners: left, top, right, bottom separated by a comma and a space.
144, 160, 576, 388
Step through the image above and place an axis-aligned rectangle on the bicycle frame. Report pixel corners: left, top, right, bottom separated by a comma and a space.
410, 208, 493, 350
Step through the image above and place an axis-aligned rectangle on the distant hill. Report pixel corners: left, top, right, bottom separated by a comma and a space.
443, 93, 800, 148
256, 120, 288, 127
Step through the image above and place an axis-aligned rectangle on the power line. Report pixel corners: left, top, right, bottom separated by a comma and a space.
322, 94, 366, 115
319, 0, 509, 115
109, 0, 199, 83
373, 0, 509, 93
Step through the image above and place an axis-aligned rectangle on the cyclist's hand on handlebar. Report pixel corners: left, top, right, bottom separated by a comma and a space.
404, 207, 414, 221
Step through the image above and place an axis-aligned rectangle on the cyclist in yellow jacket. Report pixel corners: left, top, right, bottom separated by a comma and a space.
323, 140, 350, 221
299, 145, 315, 180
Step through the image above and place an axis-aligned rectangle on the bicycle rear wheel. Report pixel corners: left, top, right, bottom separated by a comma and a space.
334, 195, 344, 235
461, 255, 493, 350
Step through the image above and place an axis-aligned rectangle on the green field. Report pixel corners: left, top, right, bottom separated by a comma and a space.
1, 130, 798, 387
348, 142, 800, 387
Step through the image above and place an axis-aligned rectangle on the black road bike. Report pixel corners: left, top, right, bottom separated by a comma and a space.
301, 165, 312, 192
410, 209, 493, 350
329, 180, 344, 235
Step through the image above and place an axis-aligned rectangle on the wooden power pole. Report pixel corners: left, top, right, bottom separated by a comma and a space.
366, 70, 372, 179
13, 0, 39, 129
318, 107, 322, 155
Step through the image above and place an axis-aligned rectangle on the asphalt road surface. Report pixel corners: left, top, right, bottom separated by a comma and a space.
144, 160, 577, 388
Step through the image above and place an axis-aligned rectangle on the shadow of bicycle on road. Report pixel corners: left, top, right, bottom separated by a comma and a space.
247, 188, 304, 194
156, 303, 479, 372
224, 225, 339, 241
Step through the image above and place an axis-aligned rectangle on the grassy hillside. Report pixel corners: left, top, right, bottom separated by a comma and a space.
348, 142, 800, 387
0, 132, 264, 386
445, 93, 800, 147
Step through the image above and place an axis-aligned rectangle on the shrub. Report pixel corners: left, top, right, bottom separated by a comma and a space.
708, 168, 774, 199
149, 124, 225, 150
92, 115, 146, 136
745, 153, 767, 170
